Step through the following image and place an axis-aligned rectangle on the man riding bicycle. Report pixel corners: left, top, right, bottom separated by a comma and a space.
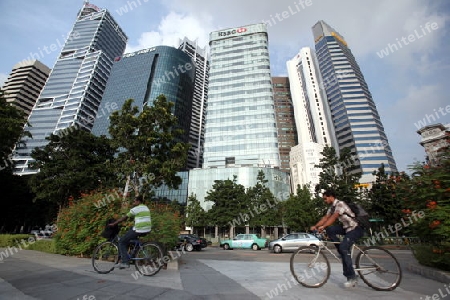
109, 195, 151, 269
310, 189, 364, 288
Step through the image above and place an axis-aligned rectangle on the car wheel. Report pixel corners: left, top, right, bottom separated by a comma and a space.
223, 243, 230, 250
273, 245, 282, 253
185, 243, 194, 252
251, 243, 259, 251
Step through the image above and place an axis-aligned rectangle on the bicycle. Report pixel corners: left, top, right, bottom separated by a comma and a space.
290, 232, 402, 291
92, 234, 164, 276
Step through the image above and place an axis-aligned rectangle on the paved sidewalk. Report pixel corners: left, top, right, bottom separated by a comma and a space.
1, 247, 449, 299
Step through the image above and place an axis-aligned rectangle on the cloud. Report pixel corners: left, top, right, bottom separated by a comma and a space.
125, 11, 213, 53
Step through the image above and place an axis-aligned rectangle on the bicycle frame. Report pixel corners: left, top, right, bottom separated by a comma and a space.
316, 240, 385, 273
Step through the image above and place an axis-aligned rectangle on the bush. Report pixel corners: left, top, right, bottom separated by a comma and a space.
412, 244, 450, 271
54, 189, 182, 256
0, 234, 31, 247
27, 239, 56, 253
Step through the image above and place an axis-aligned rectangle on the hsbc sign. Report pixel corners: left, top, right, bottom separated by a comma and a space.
218, 27, 247, 37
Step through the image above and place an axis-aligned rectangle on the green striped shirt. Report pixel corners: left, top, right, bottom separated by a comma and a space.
127, 204, 151, 233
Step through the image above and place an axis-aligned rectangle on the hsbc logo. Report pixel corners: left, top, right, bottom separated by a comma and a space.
218, 27, 247, 37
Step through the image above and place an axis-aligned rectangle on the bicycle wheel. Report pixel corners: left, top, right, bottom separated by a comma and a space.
134, 242, 164, 276
92, 241, 119, 274
356, 246, 402, 291
290, 246, 330, 288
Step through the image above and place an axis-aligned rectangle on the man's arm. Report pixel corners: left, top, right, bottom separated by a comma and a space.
310, 212, 340, 232
109, 216, 128, 226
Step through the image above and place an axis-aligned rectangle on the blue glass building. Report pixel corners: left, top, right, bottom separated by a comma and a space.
91, 46, 195, 152
13, 2, 127, 175
312, 21, 398, 183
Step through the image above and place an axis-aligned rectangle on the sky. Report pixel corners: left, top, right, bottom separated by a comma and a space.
0, 0, 449, 173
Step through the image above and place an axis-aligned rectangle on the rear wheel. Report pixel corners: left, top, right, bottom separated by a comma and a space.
92, 241, 119, 274
223, 243, 230, 250
185, 243, 194, 252
135, 242, 164, 276
356, 246, 402, 291
290, 246, 330, 288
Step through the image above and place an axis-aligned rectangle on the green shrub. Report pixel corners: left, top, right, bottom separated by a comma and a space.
54, 189, 182, 256
412, 244, 450, 271
26, 239, 56, 253
0, 234, 32, 247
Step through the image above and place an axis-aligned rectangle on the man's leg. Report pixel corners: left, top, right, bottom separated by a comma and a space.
326, 225, 346, 252
339, 226, 365, 280
118, 228, 139, 267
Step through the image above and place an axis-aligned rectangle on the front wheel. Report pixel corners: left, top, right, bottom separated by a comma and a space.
356, 246, 402, 291
92, 241, 119, 274
251, 243, 260, 251
290, 246, 330, 288
135, 242, 164, 276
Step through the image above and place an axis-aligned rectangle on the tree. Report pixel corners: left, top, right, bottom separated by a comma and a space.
0, 89, 30, 170
108, 95, 190, 197
282, 185, 325, 232
368, 164, 403, 230
185, 194, 206, 234
205, 176, 248, 228
29, 128, 116, 208
246, 170, 282, 229
315, 146, 361, 202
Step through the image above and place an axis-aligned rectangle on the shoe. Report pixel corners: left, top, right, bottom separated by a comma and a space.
119, 263, 130, 269
344, 276, 358, 288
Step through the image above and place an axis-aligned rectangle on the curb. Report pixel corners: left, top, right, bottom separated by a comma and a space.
406, 262, 450, 283
165, 250, 182, 270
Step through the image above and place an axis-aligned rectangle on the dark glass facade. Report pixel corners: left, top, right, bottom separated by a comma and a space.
92, 46, 195, 164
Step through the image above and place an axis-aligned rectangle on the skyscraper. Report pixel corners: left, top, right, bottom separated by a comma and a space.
178, 37, 209, 169
287, 47, 337, 192
13, 2, 127, 175
91, 46, 195, 163
188, 24, 290, 210
312, 20, 397, 183
272, 77, 297, 173
3, 60, 50, 118
203, 23, 280, 169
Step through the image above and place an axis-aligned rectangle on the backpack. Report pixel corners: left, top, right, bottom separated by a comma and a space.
101, 218, 120, 240
345, 202, 371, 230
332, 201, 371, 230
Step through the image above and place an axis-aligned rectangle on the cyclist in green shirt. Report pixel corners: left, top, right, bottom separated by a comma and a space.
109, 195, 151, 269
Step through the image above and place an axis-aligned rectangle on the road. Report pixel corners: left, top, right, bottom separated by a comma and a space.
0, 246, 448, 299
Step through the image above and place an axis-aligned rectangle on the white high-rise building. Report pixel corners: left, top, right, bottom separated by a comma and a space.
287, 47, 336, 193
203, 23, 280, 169
188, 23, 290, 210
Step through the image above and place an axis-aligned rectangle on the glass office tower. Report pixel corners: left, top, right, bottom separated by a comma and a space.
204, 23, 280, 168
188, 24, 290, 210
312, 20, 397, 183
178, 37, 209, 169
13, 2, 127, 175
91, 46, 195, 153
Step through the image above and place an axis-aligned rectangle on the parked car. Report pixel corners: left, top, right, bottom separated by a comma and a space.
220, 234, 268, 250
34, 233, 52, 240
268, 232, 321, 253
176, 234, 208, 252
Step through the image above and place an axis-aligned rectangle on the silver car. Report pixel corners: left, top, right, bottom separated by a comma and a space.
268, 232, 321, 253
